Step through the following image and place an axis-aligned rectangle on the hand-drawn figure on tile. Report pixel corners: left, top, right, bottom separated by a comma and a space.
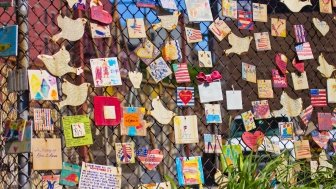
52, 15, 87, 42
38, 46, 83, 77
56, 79, 90, 109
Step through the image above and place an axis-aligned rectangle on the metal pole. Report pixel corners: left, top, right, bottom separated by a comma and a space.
16, 0, 30, 188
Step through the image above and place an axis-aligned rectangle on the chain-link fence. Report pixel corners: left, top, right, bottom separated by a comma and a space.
0, 0, 335, 188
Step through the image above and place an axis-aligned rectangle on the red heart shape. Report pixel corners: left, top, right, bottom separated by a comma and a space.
242, 131, 265, 152
179, 90, 192, 105
312, 130, 330, 149
91, 6, 113, 25
137, 149, 163, 170
275, 53, 288, 75
292, 58, 305, 73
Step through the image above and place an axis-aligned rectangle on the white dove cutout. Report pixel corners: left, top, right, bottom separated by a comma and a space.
272, 91, 302, 117
224, 32, 253, 55
318, 54, 336, 78
56, 79, 90, 109
52, 15, 87, 42
312, 18, 329, 36
149, 96, 176, 124
280, 0, 312, 12
37, 46, 83, 77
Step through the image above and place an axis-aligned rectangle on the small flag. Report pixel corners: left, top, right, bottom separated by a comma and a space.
173, 63, 191, 83
295, 42, 314, 60
185, 27, 202, 43
293, 24, 307, 43
254, 32, 271, 51
310, 89, 327, 107
299, 105, 313, 126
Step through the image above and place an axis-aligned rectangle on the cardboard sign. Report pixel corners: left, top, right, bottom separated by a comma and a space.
312, 18, 329, 36
252, 100, 271, 120
294, 140, 311, 160
252, 3, 267, 22
176, 156, 204, 186
59, 162, 81, 186
0, 25, 18, 57
147, 57, 172, 83
257, 80, 273, 98
226, 90, 243, 110
90, 57, 122, 87
241, 111, 256, 132
185, 0, 213, 22
279, 122, 294, 140
318, 54, 335, 78
121, 107, 147, 136
115, 142, 135, 164
62, 115, 93, 147
28, 70, 59, 101
242, 62, 256, 83
174, 115, 199, 144
78, 162, 121, 189
204, 104, 222, 123
242, 131, 265, 152
136, 148, 163, 170
198, 51, 213, 67
42, 175, 62, 189
127, 18, 146, 38
204, 134, 222, 153
94, 96, 121, 126
31, 138, 62, 170
311, 130, 330, 149
177, 87, 194, 107
33, 108, 53, 131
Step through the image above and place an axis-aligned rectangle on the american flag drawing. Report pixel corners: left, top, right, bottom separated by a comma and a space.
33, 108, 53, 131
293, 25, 307, 43
310, 89, 327, 107
173, 63, 190, 83
299, 105, 313, 126
117, 143, 134, 163
255, 32, 271, 51
131, 21, 143, 34
295, 42, 314, 60
186, 27, 202, 43
238, 10, 253, 30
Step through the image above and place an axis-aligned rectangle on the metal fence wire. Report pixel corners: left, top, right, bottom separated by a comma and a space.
0, 0, 336, 188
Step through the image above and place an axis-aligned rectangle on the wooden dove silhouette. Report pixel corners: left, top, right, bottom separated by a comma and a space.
272, 91, 302, 117
318, 54, 336, 78
152, 11, 180, 31
52, 15, 87, 42
280, 0, 312, 12
149, 96, 175, 124
56, 79, 90, 109
37, 46, 83, 77
224, 33, 253, 55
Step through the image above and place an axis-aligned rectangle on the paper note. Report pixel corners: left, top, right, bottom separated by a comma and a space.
176, 156, 204, 186
174, 115, 199, 144
226, 90, 243, 110
318, 112, 333, 130
59, 162, 81, 186
90, 57, 122, 87
160, 0, 177, 9
134, 39, 160, 65
121, 107, 147, 136
28, 70, 59, 101
272, 69, 287, 88
78, 162, 121, 189
177, 87, 195, 107
320, 0, 332, 13
238, 0, 253, 30
31, 138, 62, 170
264, 138, 280, 154
62, 115, 93, 147
115, 142, 135, 164
5, 121, 32, 154
220, 145, 243, 169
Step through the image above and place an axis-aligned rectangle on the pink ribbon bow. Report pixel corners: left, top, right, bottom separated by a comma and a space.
196, 71, 222, 83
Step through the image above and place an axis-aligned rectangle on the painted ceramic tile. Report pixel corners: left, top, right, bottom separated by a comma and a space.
185, 26, 202, 43
121, 107, 147, 136
62, 115, 93, 147
160, 0, 177, 10
176, 87, 194, 107
0, 0, 13, 7
176, 156, 204, 186
272, 69, 287, 88
295, 42, 314, 60
293, 25, 307, 43
72, 0, 86, 10
33, 108, 53, 131
136, 0, 157, 8
264, 138, 280, 154
226, 90, 243, 110
251, 100, 271, 120
147, 57, 172, 83
115, 142, 135, 164
204, 134, 222, 153
320, 0, 332, 14
136, 147, 163, 170
172, 63, 191, 83
204, 104, 222, 123
0, 25, 18, 57
252, 3, 267, 22
2, 119, 27, 142
127, 18, 146, 38
279, 122, 294, 140
300, 105, 313, 126
4, 121, 32, 154
174, 115, 199, 144
222, 0, 237, 19
310, 89, 327, 107
134, 39, 160, 65
238, 0, 254, 30
185, 0, 213, 22
294, 140, 311, 160
291, 72, 309, 90
59, 162, 81, 187
78, 163, 121, 189
90, 57, 122, 87
28, 70, 59, 101
198, 81, 223, 103
209, 18, 231, 41
90, 23, 111, 38
241, 110, 256, 131
93, 96, 121, 126
327, 79, 336, 103
220, 145, 243, 169
242, 62, 256, 83
257, 80, 274, 98
42, 175, 62, 189
254, 32, 271, 51
271, 18, 286, 37
162, 40, 181, 61
139, 182, 171, 189
198, 51, 213, 67
318, 112, 333, 130
31, 138, 62, 170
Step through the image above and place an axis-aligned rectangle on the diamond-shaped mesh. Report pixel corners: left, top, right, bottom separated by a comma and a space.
0, 0, 335, 188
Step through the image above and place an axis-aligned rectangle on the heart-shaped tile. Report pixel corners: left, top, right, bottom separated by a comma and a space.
242, 131, 265, 152
311, 130, 330, 149
312, 18, 329, 36
128, 71, 142, 89
275, 53, 288, 75
292, 58, 305, 73
135, 42, 154, 59
136, 148, 163, 170
91, 6, 113, 25
178, 90, 192, 105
